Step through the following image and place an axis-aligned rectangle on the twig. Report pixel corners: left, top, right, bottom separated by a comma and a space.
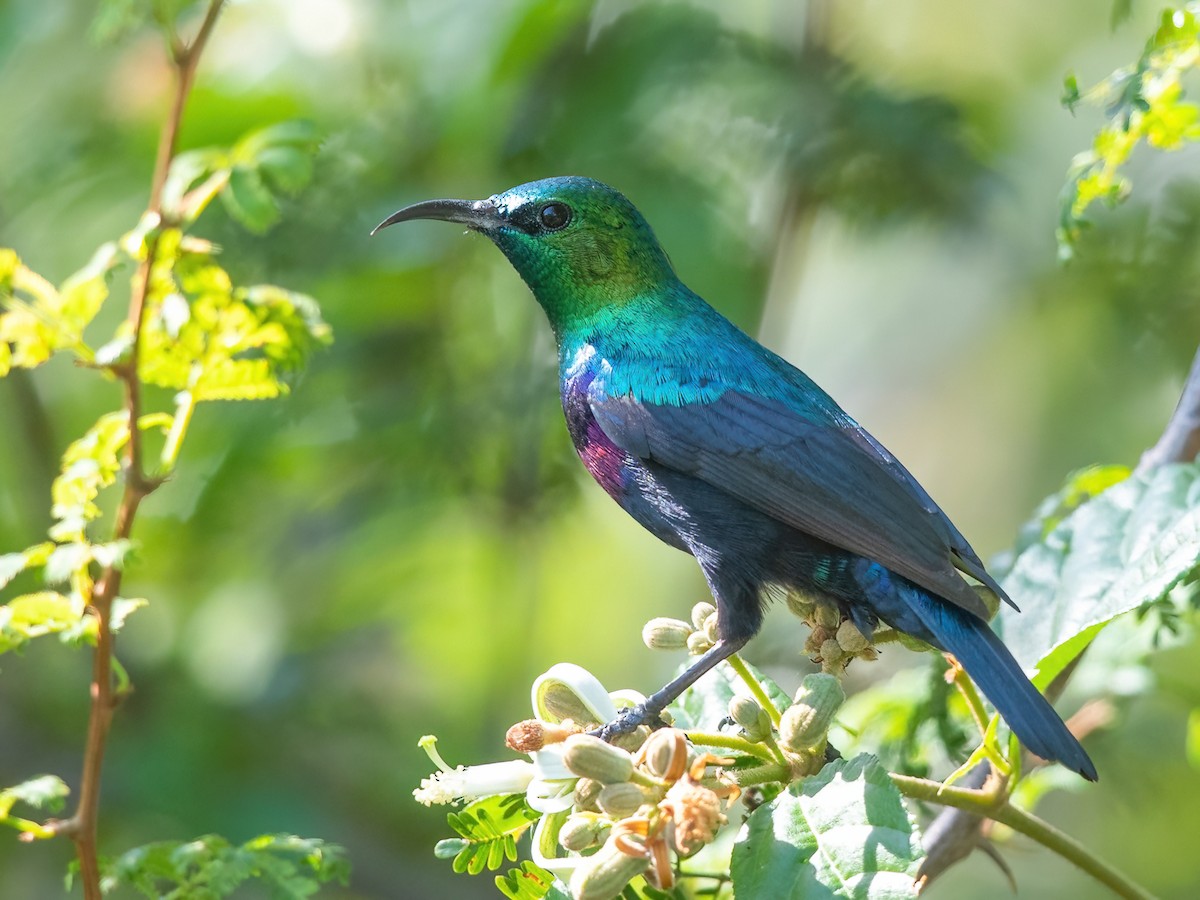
893, 774, 1155, 900
49, 4, 226, 897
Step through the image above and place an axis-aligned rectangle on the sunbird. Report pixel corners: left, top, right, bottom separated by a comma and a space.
374, 176, 1097, 781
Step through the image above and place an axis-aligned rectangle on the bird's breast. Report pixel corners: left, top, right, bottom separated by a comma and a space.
562, 369, 628, 500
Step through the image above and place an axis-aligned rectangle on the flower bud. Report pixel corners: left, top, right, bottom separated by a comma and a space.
642, 617, 693, 651
574, 778, 603, 811
729, 696, 770, 742
786, 592, 816, 620
687, 630, 713, 655
569, 836, 649, 900
505, 719, 577, 753
819, 639, 844, 664
610, 723, 653, 754
641, 728, 688, 780
702, 611, 720, 643
598, 782, 647, 818
690, 601, 716, 631
779, 674, 845, 753
563, 734, 635, 784
559, 813, 609, 852
835, 620, 869, 653
814, 603, 840, 629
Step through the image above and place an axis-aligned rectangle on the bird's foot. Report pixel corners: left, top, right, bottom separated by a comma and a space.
590, 702, 669, 743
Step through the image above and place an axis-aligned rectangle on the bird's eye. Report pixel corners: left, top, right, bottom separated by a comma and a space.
539, 202, 571, 231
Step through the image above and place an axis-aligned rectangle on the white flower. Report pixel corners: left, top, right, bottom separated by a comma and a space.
413, 756, 536, 807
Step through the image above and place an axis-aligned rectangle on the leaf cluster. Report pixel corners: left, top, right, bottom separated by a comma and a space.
88, 833, 349, 899
434, 793, 542, 876
1059, 4, 1200, 257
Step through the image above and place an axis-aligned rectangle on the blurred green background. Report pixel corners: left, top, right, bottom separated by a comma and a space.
2, 0, 1199, 897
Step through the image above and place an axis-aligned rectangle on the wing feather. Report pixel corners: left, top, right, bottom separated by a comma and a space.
590, 386, 1001, 619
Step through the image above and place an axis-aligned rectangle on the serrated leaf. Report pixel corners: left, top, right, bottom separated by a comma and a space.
50, 412, 130, 542
44, 542, 93, 584
731, 755, 923, 899
668, 657, 790, 732
996, 460, 1200, 686
0, 591, 83, 654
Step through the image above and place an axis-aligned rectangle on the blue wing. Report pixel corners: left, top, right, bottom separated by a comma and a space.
588, 380, 1010, 620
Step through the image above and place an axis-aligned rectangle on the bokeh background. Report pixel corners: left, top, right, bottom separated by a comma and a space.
2, 0, 1199, 897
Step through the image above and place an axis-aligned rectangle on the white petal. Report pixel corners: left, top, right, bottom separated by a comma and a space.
531, 745, 573, 781
526, 777, 577, 814
531, 663, 618, 724
413, 759, 535, 806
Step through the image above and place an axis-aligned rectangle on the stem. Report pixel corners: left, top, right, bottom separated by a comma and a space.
892, 774, 1154, 900
732, 762, 792, 787
725, 653, 782, 727
160, 389, 195, 473
56, 5, 225, 897
682, 731, 777, 763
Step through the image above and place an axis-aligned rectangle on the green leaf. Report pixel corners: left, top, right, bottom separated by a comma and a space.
731, 755, 923, 899
442, 794, 541, 876
1188, 708, 1200, 771
221, 164, 280, 233
50, 412, 130, 542
996, 460, 1200, 686
138, 235, 330, 403
0, 775, 70, 820
495, 861, 567, 900
101, 833, 349, 899
668, 657, 790, 731
0, 592, 84, 654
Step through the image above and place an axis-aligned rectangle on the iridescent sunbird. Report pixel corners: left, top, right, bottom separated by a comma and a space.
374, 176, 1096, 781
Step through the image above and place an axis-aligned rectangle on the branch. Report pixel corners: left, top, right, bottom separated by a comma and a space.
893, 773, 1153, 900
1137, 342, 1200, 473
48, 4, 226, 897
914, 338, 1200, 888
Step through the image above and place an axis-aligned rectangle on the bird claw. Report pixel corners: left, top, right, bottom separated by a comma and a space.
590, 703, 669, 742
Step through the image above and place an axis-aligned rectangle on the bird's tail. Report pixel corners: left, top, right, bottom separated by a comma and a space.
904, 588, 1098, 781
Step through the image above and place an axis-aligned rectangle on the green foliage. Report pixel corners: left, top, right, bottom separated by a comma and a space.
833, 664, 971, 780
996, 459, 1200, 686
164, 120, 321, 231
92, 833, 349, 899
440, 794, 541, 876
0, 775, 70, 833
731, 755, 924, 899
0, 244, 118, 373
668, 657, 791, 732
1059, 4, 1200, 257
139, 229, 331, 402
495, 861, 569, 900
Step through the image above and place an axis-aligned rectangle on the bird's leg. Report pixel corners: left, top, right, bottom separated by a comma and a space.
592, 636, 749, 742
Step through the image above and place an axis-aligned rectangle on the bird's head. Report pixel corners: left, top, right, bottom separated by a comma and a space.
373, 176, 678, 332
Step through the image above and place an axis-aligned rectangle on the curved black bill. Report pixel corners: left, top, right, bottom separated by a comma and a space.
370, 198, 500, 236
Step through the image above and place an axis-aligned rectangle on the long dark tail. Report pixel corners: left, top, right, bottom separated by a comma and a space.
904, 588, 1098, 781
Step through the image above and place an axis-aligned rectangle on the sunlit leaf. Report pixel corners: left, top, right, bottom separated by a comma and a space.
0, 592, 84, 654
0, 775, 70, 821
730, 754, 923, 899
996, 460, 1200, 686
